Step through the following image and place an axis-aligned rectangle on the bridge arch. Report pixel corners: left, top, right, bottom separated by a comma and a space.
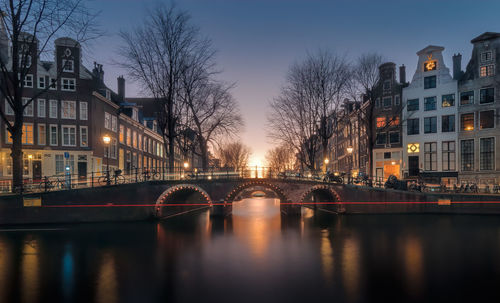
300, 185, 341, 204
224, 181, 289, 204
155, 184, 212, 217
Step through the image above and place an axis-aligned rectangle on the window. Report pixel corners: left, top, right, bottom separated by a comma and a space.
4, 100, 13, 115
460, 91, 474, 105
49, 100, 58, 118
138, 134, 142, 151
424, 142, 437, 171
407, 118, 419, 135
424, 76, 436, 89
37, 99, 45, 117
104, 112, 111, 129
480, 138, 495, 170
50, 125, 58, 146
481, 51, 492, 62
394, 95, 400, 105
61, 100, 76, 119
480, 88, 494, 104
442, 141, 456, 171
461, 113, 474, 131
376, 117, 386, 128
376, 133, 387, 145
424, 96, 436, 111
111, 139, 118, 159
480, 110, 495, 129
442, 94, 455, 107
407, 99, 419, 111
461, 139, 474, 171
389, 116, 400, 126
38, 76, 45, 89
62, 125, 76, 146
6, 123, 34, 144
49, 78, 57, 90
383, 97, 392, 108
80, 126, 88, 147
126, 128, 131, 146
389, 132, 400, 144
111, 116, 117, 132
62, 59, 74, 72
38, 124, 46, 145
424, 117, 437, 133
480, 64, 495, 77
383, 80, 391, 90
442, 115, 455, 132
22, 98, 33, 116
133, 131, 137, 148
119, 125, 124, 143
55, 155, 64, 175
61, 78, 76, 91
19, 53, 31, 68
132, 108, 139, 121
23, 74, 33, 88
79, 102, 88, 120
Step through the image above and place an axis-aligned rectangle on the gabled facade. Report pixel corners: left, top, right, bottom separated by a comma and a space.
457, 32, 500, 187
402, 45, 459, 185
372, 62, 406, 181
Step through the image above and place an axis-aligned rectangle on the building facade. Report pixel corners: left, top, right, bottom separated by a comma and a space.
457, 32, 500, 187
372, 62, 406, 181
402, 45, 459, 185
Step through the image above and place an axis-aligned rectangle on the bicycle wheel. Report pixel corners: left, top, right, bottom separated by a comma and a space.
98, 176, 108, 185
115, 175, 126, 184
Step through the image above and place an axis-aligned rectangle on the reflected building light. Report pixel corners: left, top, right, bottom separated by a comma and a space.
0, 240, 10, 303
320, 230, 334, 286
21, 239, 39, 303
96, 252, 118, 303
404, 237, 424, 297
62, 245, 74, 300
342, 237, 360, 301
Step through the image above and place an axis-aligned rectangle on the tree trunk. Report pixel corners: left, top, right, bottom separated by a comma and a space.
199, 139, 209, 171
11, 120, 23, 193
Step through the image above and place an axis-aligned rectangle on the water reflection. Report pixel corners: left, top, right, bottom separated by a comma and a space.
0, 210, 499, 302
21, 238, 39, 303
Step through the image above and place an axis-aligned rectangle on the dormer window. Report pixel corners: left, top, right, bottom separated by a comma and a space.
62, 59, 74, 73
383, 80, 391, 90
153, 121, 157, 132
105, 89, 111, 100
19, 54, 31, 69
480, 64, 495, 77
480, 51, 492, 63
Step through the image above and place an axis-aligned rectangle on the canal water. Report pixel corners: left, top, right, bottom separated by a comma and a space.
1, 198, 500, 302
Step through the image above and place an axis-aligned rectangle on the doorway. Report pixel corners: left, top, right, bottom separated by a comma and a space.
78, 162, 87, 184
408, 156, 419, 176
32, 160, 42, 181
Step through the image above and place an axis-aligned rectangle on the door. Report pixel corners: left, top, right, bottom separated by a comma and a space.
78, 162, 87, 183
408, 156, 419, 176
32, 161, 42, 181
376, 168, 383, 183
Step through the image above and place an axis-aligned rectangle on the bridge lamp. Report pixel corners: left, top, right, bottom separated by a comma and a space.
324, 158, 329, 164
208, 175, 212, 180
346, 147, 353, 154
183, 161, 189, 169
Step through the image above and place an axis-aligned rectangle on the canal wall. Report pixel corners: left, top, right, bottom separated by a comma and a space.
321, 184, 500, 215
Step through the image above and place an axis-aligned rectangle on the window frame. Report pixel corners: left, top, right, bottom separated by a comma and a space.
49, 124, 58, 146
424, 75, 436, 89
479, 87, 494, 104
61, 78, 76, 91
79, 101, 88, 120
61, 125, 77, 147
407, 99, 419, 111
479, 110, 495, 129
424, 116, 437, 134
80, 126, 88, 147
37, 99, 46, 118
61, 100, 76, 119
480, 137, 495, 171
407, 118, 419, 135
49, 99, 58, 118
38, 76, 46, 89
37, 123, 46, 145
460, 139, 474, 171
460, 113, 475, 131
441, 114, 455, 132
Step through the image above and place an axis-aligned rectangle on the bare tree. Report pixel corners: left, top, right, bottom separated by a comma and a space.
216, 141, 251, 171
268, 50, 349, 171
265, 144, 296, 173
0, 0, 100, 191
119, 3, 197, 172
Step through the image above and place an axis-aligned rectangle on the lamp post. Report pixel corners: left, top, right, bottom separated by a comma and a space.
102, 135, 111, 185
324, 158, 329, 173
183, 161, 189, 179
346, 146, 353, 184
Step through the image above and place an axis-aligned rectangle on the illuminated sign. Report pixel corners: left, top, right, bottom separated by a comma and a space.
407, 143, 419, 153
424, 54, 437, 71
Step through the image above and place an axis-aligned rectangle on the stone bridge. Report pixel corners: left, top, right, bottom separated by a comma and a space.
154, 178, 342, 217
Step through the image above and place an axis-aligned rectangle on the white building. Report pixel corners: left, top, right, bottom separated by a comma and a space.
402, 45, 459, 185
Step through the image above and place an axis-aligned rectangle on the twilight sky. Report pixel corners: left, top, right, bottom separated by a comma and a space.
87, 0, 500, 166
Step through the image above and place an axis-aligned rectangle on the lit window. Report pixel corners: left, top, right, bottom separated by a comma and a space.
407, 143, 419, 153
80, 126, 88, 147
480, 65, 495, 77
376, 117, 386, 128
460, 91, 474, 105
389, 116, 400, 126
442, 94, 455, 107
38, 124, 46, 145
61, 100, 76, 119
461, 113, 474, 131
119, 125, 124, 143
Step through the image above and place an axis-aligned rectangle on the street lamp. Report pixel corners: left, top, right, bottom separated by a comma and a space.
347, 146, 353, 184
102, 135, 111, 185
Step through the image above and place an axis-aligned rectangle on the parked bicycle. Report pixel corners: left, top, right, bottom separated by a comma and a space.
98, 170, 126, 185
38, 177, 67, 192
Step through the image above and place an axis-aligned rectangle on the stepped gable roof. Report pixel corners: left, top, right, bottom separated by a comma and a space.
471, 32, 500, 43
416, 45, 444, 56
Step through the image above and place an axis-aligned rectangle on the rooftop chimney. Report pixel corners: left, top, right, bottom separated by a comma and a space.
452, 53, 462, 80
117, 76, 125, 101
399, 64, 406, 84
